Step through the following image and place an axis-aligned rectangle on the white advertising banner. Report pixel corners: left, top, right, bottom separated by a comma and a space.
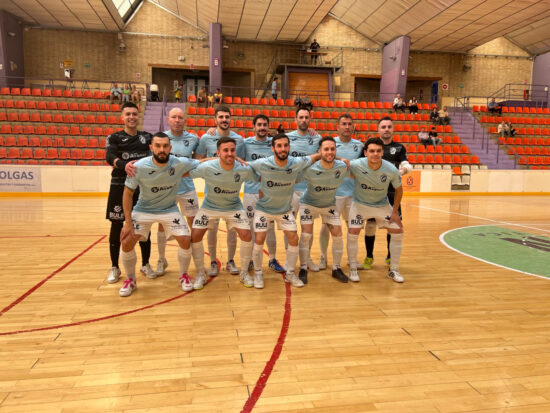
0, 166, 42, 192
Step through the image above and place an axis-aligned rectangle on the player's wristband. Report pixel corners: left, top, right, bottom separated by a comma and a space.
115, 158, 127, 171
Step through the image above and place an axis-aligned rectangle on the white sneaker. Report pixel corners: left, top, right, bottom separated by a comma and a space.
155, 258, 168, 277
318, 255, 327, 270
107, 267, 121, 284
208, 261, 219, 277
119, 278, 136, 297
307, 258, 319, 272
226, 260, 240, 275
240, 271, 253, 288
349, 268, 360, 282
140, 264, 156, 279
179, 273, 193, 292
253, 271, 264, 289
284, 272, 304, 287
193, 272, 207, 290
388, 269, 404, 283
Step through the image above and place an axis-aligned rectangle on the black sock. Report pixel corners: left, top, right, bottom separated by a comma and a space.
139, 232, 151, 266
364, 235, 375, 259
109, 221, 123, 268
386, 233, 391, 259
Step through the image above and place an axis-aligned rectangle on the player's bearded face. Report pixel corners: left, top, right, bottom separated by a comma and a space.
152, 139, 171, 164
216, 112, 231, 131
320, 142, 336, 162
218, 143, 236, 165
296, 110, 310, 131
378, 120, 393, 140
254, 120, 269, 138
272, 139, 289, 161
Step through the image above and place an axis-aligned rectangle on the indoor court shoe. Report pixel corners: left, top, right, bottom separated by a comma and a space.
284, 272, 304, 287
332, 268, 349, 283
362, 257, 373, 270
226, 259, 240, 275
318, 255, 327, 270
208, 261, 219, 277
253, 271, 264, 289
140, 263, 156, 279
298, 268, 308, 284
193, 272, 207, 290
307, 258, 319, 272
268, 258, 285, 273
179, 273, 193, 292
388, 269, 404, 283
349, 268, 360, 282
240, 271, 254, 288
155, 258, 168, 277
119, 278, 136, 297
107, 267, 121, 284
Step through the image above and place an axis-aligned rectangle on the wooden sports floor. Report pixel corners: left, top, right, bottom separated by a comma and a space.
1, 195, 550, 413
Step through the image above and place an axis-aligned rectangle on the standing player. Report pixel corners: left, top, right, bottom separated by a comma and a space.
155, 107, 199, 276
287, 106, 322, 271
362, 116, 411, 269
248, 134, 321, 289
189, 137, 255, 290
297, 137, 349, 284
196, 106, 245, 276
118, 132, 199, 297
318, 113, 363, 270
243, 114, 285, 273
347, 137, 405, 283
105, 101, 154, 283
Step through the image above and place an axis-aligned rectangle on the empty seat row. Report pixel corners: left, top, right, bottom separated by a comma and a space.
0, 88, 111, 99
407, 144, 469, 154
480, 115, 550, 125
489, 126, 550, 135
0, 112, 123, 124
409, 154, 479, 164
474, 105, 550, 114
499, 137, 550, 146
507, 146, 550, 155
0, 147, 106, 160
0, 124, 120, 135
0, 159, 106, 165
0, 136, 106, 148
0, 100, 122, 112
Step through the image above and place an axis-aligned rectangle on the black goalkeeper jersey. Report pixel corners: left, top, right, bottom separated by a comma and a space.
383, 140, 408, 193
105, 130, 152, 183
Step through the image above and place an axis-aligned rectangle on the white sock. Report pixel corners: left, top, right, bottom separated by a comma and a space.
299, 232, 312, 269
178, 246, 191, 274
157, 230, 167, 260
286, 244, 299, 274
266, 226, 277, 260
227, 230, 237, 261
207, 221, 218, 262
191, 242, 205, 273
389, 232, 403, 270
240, 240, 252, 271
120, 249, 137, 280
319, 224, 330, 258
347, 233, 359, 270
253, 243, 264, 272
332, 235, 343, 270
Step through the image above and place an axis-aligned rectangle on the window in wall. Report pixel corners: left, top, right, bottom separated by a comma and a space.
111, 0, 142, 22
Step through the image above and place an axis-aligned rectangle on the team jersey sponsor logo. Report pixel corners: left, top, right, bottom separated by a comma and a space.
266, 180, 292, 188
213, 187, 239, 194
194, 215, 209, 226
314, 185, 338, 192
360, 183, 384, 191
151, 184, 174, 193
350, 214, 363, 226
291, 151, 307, 157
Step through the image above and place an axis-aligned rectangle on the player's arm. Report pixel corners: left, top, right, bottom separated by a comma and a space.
335, 156, 351, 169
308, 152, 321, 163
120, 186, 136, 242
388, 186, 403, 228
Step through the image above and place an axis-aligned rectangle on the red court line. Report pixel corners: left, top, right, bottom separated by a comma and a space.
0, 235, 106, 316
0, 234, 106, 239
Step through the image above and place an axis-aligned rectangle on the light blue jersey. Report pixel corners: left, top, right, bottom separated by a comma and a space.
350, 158, 401, 207
125, 156, 199, 214
190, 159, 255, 211
299, 160, 348, 208
287, 130, 321, 192
249, 156, 312, 215
165, 130, 199, 194
243, 136, 273, 194
334, 137, 363, 197
195, 130, 245, 159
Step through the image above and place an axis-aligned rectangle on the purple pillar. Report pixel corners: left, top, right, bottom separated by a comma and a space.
209, 23, 222, 93
379, 36, 410, 103
0, 11, 24, 88
532, 52, 550, 108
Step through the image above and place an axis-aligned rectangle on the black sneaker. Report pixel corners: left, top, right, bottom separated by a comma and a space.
332, 268, 349, 283
298, 268, 308, 284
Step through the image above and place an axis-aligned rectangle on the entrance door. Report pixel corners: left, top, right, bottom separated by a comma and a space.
431, 81, 439, 105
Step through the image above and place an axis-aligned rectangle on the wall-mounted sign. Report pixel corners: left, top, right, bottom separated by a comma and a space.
63, 59, 74, 68
213, 58, 219, 67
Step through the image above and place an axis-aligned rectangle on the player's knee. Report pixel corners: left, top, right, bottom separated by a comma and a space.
286, 232, 299, 246
176, 236, 191, 249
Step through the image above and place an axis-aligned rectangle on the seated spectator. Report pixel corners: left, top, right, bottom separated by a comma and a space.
150, 84, 159, 102
497, 121, 507, 137
508, 122, 516, 137
122, 83, 131, 103
408, 96, 419, 114
131, 85, 141, 103
430, 107, 439, 124
428, 126, 441, 145
419, 127, 430, 147
214, 88, 223, 104
174, 84, 183, 103
438, 106, 450, 125
207, 92, 214, 108
198, 87, 207, 107
488, 98, 502, 114
110, 83, 123, 101
393, 94, 406, 112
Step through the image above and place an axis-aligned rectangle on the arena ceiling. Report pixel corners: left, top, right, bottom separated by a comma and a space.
2, 0, 550, 55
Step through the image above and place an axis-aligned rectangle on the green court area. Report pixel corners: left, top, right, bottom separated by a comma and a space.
441, 225, 550, 278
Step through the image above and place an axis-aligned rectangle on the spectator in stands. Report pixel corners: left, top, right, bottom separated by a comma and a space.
198, 87, 207, 107
214, 88, 223, 104
110, 83, 123, 101
430, 107, 439, 124
498, 121, 507, 137
438, 106, 450, 125
122, 84, 131, 103
174, 84, 183, 103
131, 85, 141, 103
272, 77, 278, 100
419, 127, 430, 147
428, 126, 440, 145
310, 38, 320, 64
393, 94, 406, 112
207, 91, 214, 108
507, 122, 516, 137
488, 98, 502, 114
408, 96, 419, 114
150, 84, 159, 102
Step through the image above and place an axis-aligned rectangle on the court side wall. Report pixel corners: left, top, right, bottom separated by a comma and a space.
0, 166, 548, 194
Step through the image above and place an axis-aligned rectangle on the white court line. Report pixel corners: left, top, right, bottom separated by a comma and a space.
439, 226, 548, 280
